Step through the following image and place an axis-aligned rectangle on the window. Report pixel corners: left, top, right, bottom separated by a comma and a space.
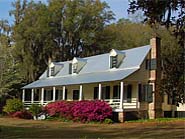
72, 63, 78, 73
168, 94, 175, 105
123, 84, 132, 103
143, 84, 153, 102
93, 86, 110, 100
50, 67, 55, 76
102, 86, 110, 99
73, 90, 79, 100
110, 55, 118, 68
47, 66, 56, 77
113, 85, 120, 99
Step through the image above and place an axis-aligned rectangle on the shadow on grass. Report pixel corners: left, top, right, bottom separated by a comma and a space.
0, 123, 185, 139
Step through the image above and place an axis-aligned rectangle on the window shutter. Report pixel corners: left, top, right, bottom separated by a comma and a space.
55, 89, 59, 100
147, 85, 153, 103
143, 85, 148, 102
145, 59, 150, 70
47, 68, 49, 77
138, 84, 142, 102
94, 87, 98, 99
127, 85, 132, 102
65, 89, 67, 100
150, 59, 157, 70
105, 86, 110, 99
69, 63, 72, 74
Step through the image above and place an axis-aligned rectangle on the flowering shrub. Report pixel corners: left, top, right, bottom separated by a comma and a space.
11, 110, 33, 119
44, 100, 112, 123
44, 101, 73, 119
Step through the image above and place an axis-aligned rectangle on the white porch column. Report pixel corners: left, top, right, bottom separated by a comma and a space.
98, 83, 102, 100
79, 85, 83, 101
22, 89, 25, 103
62, 86, 66, 100
120, 82, 124, 109
53, 87, 56, 101
31, 89, 34, 104
41, 88, 44, 105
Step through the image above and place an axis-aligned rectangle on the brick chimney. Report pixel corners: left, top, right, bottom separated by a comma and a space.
148, 37, 163, 119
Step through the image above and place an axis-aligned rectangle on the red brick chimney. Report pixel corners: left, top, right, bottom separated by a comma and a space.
148, 37, 163, 119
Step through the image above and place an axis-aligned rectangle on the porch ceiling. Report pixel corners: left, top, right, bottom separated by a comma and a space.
22, 68, 139, 89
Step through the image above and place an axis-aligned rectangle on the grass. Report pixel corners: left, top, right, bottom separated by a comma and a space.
126, 118, 185, 123
0, 117, 185, 139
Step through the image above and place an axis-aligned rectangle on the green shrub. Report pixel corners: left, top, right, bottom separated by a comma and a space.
3, 98, 23, 114
29, 104, 42, 116
103, 118, 113, 124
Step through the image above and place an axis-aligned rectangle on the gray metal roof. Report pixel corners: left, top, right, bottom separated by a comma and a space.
23, 45, 151, 89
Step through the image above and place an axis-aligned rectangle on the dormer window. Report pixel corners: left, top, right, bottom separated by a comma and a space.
72, 63, 78, 74
69, 57, 87, 74
50, 66, 55, 76
47, 62, 63, 77
110, 55, 118, 68
109, 49, 125, 69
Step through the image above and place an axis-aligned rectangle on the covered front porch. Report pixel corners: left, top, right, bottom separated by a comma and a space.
22, 81, 141, 111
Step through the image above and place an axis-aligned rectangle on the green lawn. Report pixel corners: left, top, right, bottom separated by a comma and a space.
0, 117, 185, 139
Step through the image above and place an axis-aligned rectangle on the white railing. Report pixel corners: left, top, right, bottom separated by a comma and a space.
24, 101, 53, 107
24, 98, 139, 111
104, 98, 139, 110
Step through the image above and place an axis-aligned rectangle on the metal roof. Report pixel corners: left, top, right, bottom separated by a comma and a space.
23, 45, 151, 89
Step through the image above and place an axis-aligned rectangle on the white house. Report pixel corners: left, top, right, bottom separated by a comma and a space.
22, 37, 185, 122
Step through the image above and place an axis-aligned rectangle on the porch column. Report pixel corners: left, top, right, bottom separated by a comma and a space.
120, 82, 124, 109
79, 85, 83, 101
31, 89, 34, 104
53, 87, 56, 101
62, 86, 66, 100
41, 88, 44, 105
98, 83, 102, 100
22, 89, 25, 103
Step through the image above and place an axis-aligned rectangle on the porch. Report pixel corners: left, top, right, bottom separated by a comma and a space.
22, 81, 140, 111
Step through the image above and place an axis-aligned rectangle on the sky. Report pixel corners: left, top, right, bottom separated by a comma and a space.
0, 0, 129, 25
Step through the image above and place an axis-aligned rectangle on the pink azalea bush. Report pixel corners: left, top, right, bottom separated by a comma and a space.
44, 101, 74, 119
11, 110, 33, 119
44, 100, 112, 122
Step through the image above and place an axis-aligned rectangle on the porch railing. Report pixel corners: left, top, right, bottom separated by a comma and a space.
104, 98, 139, 110
24, 101, 52, 107
24, 98, 139, 110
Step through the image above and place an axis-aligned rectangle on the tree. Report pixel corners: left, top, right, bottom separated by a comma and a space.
0, 19, 23, 98
128, 0, 185, 105
11, 0, 114, 83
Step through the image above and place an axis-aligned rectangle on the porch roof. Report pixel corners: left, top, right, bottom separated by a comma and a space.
22, 68, 138, 89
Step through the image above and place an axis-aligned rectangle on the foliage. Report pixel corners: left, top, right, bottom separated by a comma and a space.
3, 98, 23, 114
128, 0, 185, 45
44, 101, 73, 119
29, 104, 42, 116
44, 100, 112, 123
10, 0, 114, 84
128, 0, 185, 104
103, 118, 113, 124
11, 110, 32, 119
